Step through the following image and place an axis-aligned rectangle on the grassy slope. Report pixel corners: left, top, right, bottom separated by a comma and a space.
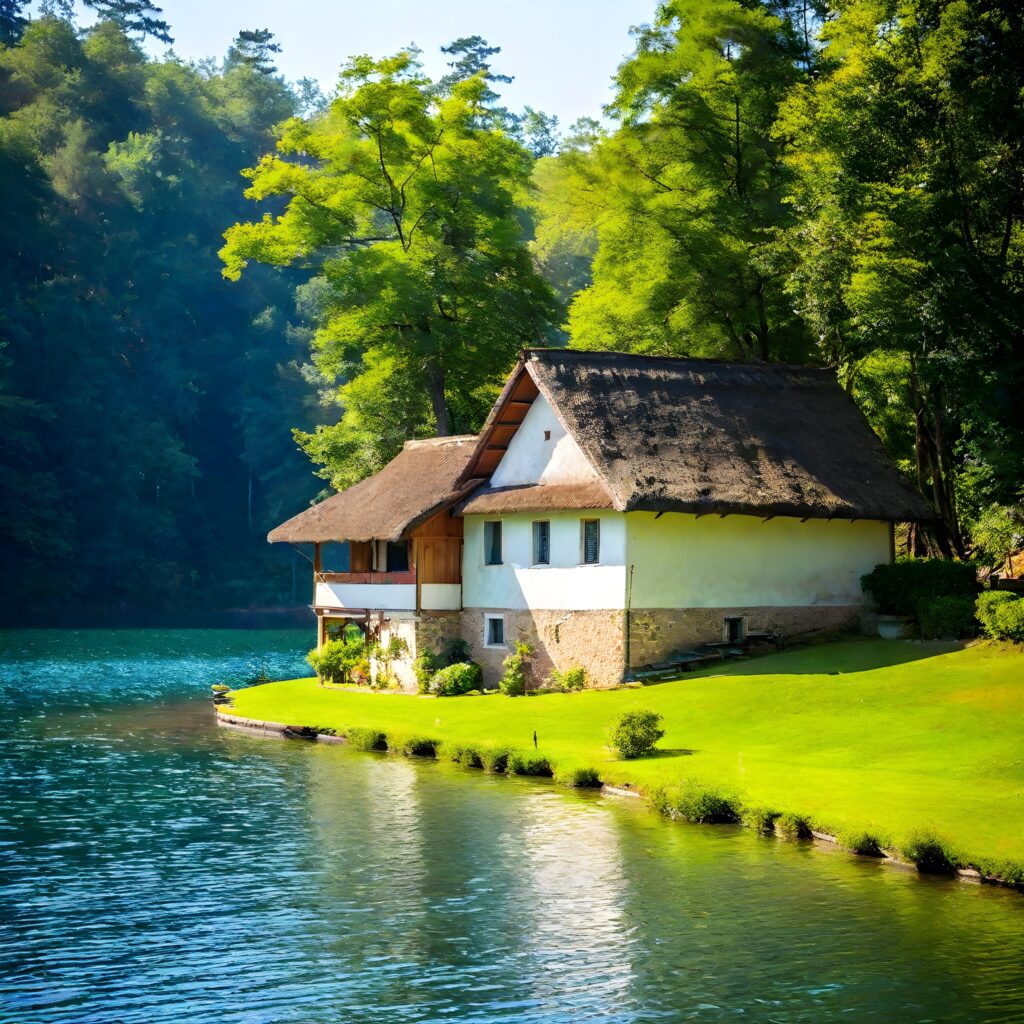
227, 640, 1024, 869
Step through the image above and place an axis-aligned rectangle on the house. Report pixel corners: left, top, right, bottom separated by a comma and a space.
269, 350, 933, 689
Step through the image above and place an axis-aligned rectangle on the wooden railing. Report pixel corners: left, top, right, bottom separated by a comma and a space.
316, 570, 417, 585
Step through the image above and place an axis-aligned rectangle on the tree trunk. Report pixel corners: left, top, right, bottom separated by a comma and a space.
427, 361, 450, 436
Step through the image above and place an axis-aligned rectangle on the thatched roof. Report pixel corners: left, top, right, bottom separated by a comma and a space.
460, 350, 933, 522
460, 481, 614, 516
268, 436, 479, 544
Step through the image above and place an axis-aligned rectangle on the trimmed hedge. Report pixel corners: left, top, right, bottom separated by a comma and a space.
976, 590, 1024, 642
428, 661, 483, 697
917, 595, 978, 639
861, 558, 979, 616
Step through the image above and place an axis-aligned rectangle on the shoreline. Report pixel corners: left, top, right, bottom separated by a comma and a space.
215, 707, 1016, 893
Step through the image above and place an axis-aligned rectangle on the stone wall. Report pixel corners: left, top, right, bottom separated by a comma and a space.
460, 608, 626, 689
375, 612, 463, 693
626, 605, 861, 669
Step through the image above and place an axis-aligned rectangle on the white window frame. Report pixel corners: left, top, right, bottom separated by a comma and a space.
531, 519, 551, 566
580, 518, 601, 565
483, 613, 507, 649
483, 520, 503, 566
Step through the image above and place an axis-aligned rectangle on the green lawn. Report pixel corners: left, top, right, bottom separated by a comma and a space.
227, 639, 1024, 873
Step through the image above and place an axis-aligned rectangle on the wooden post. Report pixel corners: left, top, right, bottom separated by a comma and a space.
312, 542, 322, 611
887, 521, 896, 564
317, 614, 326, 650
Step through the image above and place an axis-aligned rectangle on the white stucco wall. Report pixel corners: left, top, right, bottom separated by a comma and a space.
462, 511, 627, 611
626, 513, 891, 608
490, 393, 598, 487
420, 583, 462, 611
315, 581, 416, 611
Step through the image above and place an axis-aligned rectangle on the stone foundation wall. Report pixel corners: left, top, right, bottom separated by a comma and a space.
376, 612, 464, 693
460, 608, 626, 689
627, 605, 862, 669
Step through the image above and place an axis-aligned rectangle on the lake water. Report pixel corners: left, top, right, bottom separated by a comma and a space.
1, 629, 1022, 1024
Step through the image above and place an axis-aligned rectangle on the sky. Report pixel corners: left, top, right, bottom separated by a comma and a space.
49, 0, 657, 127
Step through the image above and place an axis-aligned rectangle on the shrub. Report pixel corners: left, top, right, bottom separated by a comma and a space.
439, 742, 484, 768
553, 764, 601, 788
607, 709, 665, 759
506, 750, 553, 776
917, 596, 979, 639
673, 784, 741, 824
548, 665, 588, 692
478, 746, 512, 773
901, 832, 959, 875
742, 805, 781, 836
976, 590, 1024, 642
414, 650, 441, 693
429, 661, 483, 697
441, 637, 471, 664
499, 641, 535, 696
306, 630, 366, 685
841, 831, 885, 857
391, 734, 437, 758
775, 813, 813, 841
345, 727, 387, 751
861, 558, 979, 616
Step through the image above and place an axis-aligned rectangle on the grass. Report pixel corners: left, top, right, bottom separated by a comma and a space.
227, 638, 1024, 879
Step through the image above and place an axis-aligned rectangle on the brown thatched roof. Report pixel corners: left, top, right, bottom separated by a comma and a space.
460, 481, 614, 516
460, 350, 933, 522
268, 436, 479, 544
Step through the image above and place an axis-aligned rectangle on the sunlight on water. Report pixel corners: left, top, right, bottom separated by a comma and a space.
1, 630, 1022, 1023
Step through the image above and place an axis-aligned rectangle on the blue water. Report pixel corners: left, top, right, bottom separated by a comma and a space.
1, 629, 1022, 1024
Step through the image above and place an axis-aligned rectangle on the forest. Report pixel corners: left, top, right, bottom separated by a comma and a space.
1, 0, 1021, 620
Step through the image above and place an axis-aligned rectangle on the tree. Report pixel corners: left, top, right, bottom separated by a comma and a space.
0, 0, 28, 45
552, 0, 817, 361
221, 51, 558, 488
226, 28, 282, 76
82, 0, 172, 42
519, 106, 559, 157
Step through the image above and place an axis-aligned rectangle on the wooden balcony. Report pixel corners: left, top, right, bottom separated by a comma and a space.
317, 571, 416, 586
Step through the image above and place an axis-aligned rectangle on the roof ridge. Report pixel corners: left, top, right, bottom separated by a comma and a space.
403, 434, 478, 449
522, 348, 835, 374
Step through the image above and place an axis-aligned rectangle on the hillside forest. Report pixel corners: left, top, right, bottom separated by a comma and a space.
1, 0, 1022, 620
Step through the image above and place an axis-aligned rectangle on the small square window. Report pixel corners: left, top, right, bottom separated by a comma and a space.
581, 519, 600, 564
543, 429, 551, 441
485, 615, 505, 647
532, 520, 550, 565
724, 617, 745, 643
484, 521, 502, 565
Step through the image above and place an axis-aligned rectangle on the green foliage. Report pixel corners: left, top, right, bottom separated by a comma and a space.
548, 665, 588, 692
552, 764, 601, 788
901, 832, 959, 875
428, 661, 482, 697
369, 635, 409, 689
671, 784, 741, 825
841, 832, 885, 858
414, 650, 441, 694
917, 597, 979, 640
390, 733, 437, 758
344, 727, 387, 752
437, 742, 483, 768
968, 505, 1024, 571
861, 559, 979, 617
607, 709, 665, 760
478, 746, 512, 773
976, 591, 1024, 643
505, 750, 553, 777
221, 50, 559, 488
775, 813, 813, 841
306, 630, 365, 685
498, 641, 534, 697
742, 806, 781, 837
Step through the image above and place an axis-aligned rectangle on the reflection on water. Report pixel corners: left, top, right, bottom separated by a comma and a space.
1, 630, 1023, 1023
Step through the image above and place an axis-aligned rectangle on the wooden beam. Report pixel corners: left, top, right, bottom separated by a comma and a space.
485, 444, 509, 452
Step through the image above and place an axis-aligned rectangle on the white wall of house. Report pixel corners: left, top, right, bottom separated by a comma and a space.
420, 583, 462, 611
490, 393, 598, 487
625, 512, 890, 608
315, 580, 416, 612
462, 511, 627, 611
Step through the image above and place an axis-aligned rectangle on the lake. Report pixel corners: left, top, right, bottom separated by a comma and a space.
1, 629, 1022, 1024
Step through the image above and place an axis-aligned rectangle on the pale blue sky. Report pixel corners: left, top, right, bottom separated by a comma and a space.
46, 0, 657, 126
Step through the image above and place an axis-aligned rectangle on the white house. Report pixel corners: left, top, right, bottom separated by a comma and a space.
269, 350, 933, 688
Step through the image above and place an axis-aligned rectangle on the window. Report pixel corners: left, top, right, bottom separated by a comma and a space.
484, 614, 505, 647
484, 521, 503, 565
532, 520, 550, 565
725, 616, 746, 643
581, 519, 600, 564
386, 541, 409, 573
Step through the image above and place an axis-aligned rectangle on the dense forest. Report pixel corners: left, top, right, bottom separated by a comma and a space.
1, 0, 1022, 621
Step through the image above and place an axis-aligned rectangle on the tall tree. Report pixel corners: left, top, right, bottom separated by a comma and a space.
226, 28, 282, 76
221, 51, 558, 488
0, 0, 28, 44
82, 0, 172, 42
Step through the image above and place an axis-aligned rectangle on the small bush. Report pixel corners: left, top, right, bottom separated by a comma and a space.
478, 746, 511, 773
775, 813, 813, 841
429, 661, 483, 696
901, 832, 959, 875
976, 590, 1024, 642
499, 641, 535, 696
506, 750, 553, 777
553, 764, 601, 788
607, 709, 665, 759
917, 595, 979, 639
439, 742, 484, 768
841, 830, 885, 857
345, 727, 387, 751
673, 784, 741, 824
861, 558, 979, 616
442, 637, 472, 664
307, 628, 366, 685
548, 665, 588, 692
391, 734, 437, 758
742, 805, 781, 836
414, 650, 441, 693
